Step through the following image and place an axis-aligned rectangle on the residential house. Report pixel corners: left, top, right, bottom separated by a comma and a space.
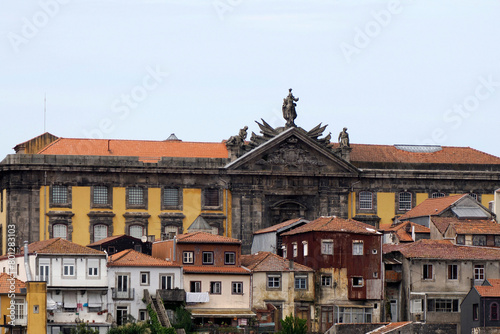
383, 239, 500, 333
430, 217, 500, 246
397, 194, 494, 228
0, 238, 110, 334
241, 251, 314, 332
0, 273, 28, 334
152, 232, 254, 326
107, 249, 182, 326
381, 221, 430, 244
250, 218, 309, 255
281, 216, 384, 329
461, 278, 500, 334
87, 234, 152, 255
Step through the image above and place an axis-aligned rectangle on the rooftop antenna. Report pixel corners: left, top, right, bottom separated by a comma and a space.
44, 93, 46, 132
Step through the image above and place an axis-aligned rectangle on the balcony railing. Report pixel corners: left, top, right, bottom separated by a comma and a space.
111, 288, 135, 300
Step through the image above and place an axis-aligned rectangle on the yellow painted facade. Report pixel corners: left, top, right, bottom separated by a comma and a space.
39, 186, 231, 245
1, 189, 6, 255
26, 282, 46, 334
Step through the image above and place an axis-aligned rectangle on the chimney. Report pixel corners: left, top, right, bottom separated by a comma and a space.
289, 259, 294, 270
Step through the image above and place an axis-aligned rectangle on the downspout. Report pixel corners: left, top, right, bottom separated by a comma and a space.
225, 189, 228, 237
173, 236, 177, 262
24, 241, 32, 281
43, 171, 47, 241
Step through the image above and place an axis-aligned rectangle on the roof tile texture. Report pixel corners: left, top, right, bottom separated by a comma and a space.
241, 252, 313, 272
183, 266, 250, 274
28, 238, 104, 255
431, 217, 500, 235
476, 279, 500, 297
0, 273, 25, 294
175, 232, 241, 244
282, 216, 380, 236
108, 249, 176, 267
398, 195, 467, 220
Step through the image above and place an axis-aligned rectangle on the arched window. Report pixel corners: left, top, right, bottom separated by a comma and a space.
129, 225, 145, 239
491, 302, 499, 321
93, 224, 108, 243
431, 192, 445, 198
53, 224, 67, 240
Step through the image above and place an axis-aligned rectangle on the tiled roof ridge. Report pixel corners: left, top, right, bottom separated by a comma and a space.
109, 249, 133, 263
29, 238, 61, 253
252, 252, 272, 270
43, 137, 226, 146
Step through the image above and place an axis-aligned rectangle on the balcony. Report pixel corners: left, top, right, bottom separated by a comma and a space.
385, 270, 402, 282
111, 288, 135, 300
157, 288, 186, 302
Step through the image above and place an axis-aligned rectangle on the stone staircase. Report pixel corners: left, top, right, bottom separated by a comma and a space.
144, 289, 172, 328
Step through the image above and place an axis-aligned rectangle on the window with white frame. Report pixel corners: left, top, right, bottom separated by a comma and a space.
183, 251, 194, 264
292, 242, 298, 257
117, 274, 129, 292
359, 191, 373, 209
295, 275, 307, 290
448, 264, 458, 280
53, 224, 68, 239
190, 281, 201, 292
38, 260, 49, 283
431, 192, 445, 198
399, 192, 412, 211
423, 264, 433, 280
139, 309, 148, 322
15, 299, 25, 322
321, 240, 333, 255
202, 252, 214, 264
474, 264, 485, 281
129, 225, 145, 239
267, 274, 281, 289
353, 241, 363, 255
63, 259, 75, 277
321, 275, 332, 287
140, 272, 150, 285
163, 188, 179, 207
352, 276, 364, 287
225, 252, 236, 265
160, 275, 174, 290
232, 281, 243, 294
87, 259, 99, 277
210, 281, 221, 294
282, 246, 287, 259
93, 224, 108, 243
302, 241, 308, 256
427, 299, 459, 312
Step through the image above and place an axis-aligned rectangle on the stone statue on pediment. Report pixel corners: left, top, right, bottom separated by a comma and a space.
338, 127, 350, 148
282, 88, 299, 128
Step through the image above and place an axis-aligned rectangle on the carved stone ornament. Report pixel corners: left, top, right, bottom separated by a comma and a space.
256, 138, 326, 167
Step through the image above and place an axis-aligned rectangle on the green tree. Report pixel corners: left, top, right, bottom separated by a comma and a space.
70, 323, 99, 334
278, 315, 307, 334
107, 321, 151, 334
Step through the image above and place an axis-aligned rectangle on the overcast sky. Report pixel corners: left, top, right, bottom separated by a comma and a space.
1, 0, 499, 160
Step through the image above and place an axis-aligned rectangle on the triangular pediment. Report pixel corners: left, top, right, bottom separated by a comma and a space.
225, 127, 359, 176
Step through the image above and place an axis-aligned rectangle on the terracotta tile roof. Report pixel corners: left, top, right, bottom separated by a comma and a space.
253, 218, 304, 235
27, 238, 105, 255
367, 322, 412, 334
431, 217, 500, 235
345, 144, 500, 165
398, 195, 467, 220
476, 279, 500, 297
241, 252, 313, 272
0, 273, 26, 294
37, 138, 228, 159
183, 266, 250, 274
175, 232, 241, 245
385, 239, 500, 260
281, 216, 380, 236
386, 222, 430, 242
108, 249, 176, 267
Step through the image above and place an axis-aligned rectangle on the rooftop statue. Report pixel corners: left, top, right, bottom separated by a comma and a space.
338, 127, 350, 148
282, 88, 299, 128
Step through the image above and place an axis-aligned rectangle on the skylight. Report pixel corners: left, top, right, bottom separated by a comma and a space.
394, 145, 442, 153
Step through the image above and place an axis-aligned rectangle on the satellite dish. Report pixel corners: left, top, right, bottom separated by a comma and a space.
141, 236, 147, 243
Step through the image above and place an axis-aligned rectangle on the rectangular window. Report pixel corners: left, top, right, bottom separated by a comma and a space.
202, 252, 214, 264
224, 252, 235, 265
140, 272, 150, 285
128, 187, 144, 205
161, 275, 173, 290
495, 236, 500, 247
352, 277, 364, 287
267, 275, 281, 289
353, 241, 363, 255
14, 299, 25, 321
399, 192, 412, 211
456, 235, 465, 245
473, 235, 487, 246
321, 240, 333, 255
232, 281, 243, 294
321, 275, 332, 287
204, 188, 220, 207
473, 304, 479, 321
117, 275, 129, 292
474, 265, 485, 281
448, 264, 458, 280
163, 188, 179, 207
423, 264, 433, 280
63, 259, 75, 277
183, 251, 194, 264
190, 281, 201, 293
292, 243, 298, 257
295, 275, 307, 290
53, 224, 68, 239
92, 186, 108, 205
116, 306, 128, 326
431, 192, 445, 198
359, 192, 373, 209
427, 299, 459, 312
52, 185, 68, 204
87, 259, 99, 277
302, 241, 308, 256
210, 281, 221, 294
39, 262, 49, 283
139, 309, 148, 322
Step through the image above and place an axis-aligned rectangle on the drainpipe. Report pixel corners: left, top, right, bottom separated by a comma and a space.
24, 241, 32, 281
43, 172, 47, 240
173, 236, 177, 262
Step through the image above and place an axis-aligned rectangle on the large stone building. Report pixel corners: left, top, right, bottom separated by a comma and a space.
1, 95, 500, 254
